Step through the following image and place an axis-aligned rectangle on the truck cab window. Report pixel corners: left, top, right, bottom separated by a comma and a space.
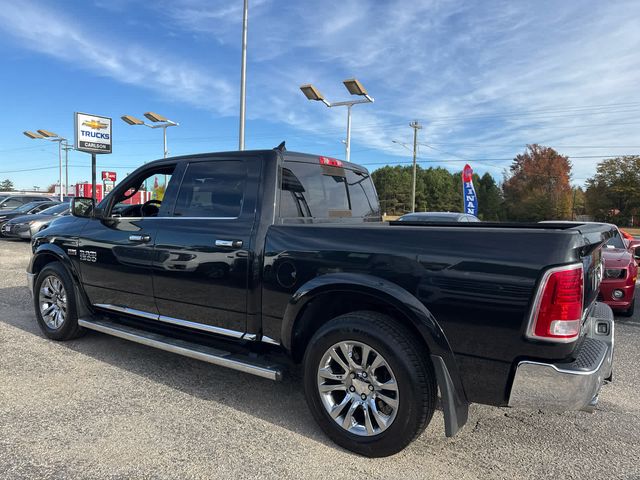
279, 161, 380, 221
110, 165, 174, 218
174, 160, 246, 218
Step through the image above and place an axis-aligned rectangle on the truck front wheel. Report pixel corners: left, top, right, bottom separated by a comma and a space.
303, 311, 437, 457
34, 262, 84, 340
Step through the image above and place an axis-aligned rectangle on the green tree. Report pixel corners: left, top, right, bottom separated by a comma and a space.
0, 179, 14, 191
502, 144, 573, 221
372, 165, 413, 215
421, 167, 459, 212
476, 173, 503, 220
585, 156, 640, 224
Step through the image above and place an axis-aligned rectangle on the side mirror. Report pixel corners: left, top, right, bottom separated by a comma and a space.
71, 197, 95, 218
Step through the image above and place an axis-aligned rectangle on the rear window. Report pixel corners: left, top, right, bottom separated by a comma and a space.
174, 160, 246, 218
279, 160, 380, 221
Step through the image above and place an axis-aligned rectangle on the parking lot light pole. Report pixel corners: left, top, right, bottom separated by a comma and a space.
121, 112, 178, 189
239, 0, 248, 151
121, 112, 179, 159
23, 130, 67, 201
300, 78, 374, 162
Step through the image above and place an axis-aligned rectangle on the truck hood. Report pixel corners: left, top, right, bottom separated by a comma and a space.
602, 248, 633, 268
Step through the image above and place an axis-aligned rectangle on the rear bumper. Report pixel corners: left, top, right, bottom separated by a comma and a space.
508, 302, 614, 412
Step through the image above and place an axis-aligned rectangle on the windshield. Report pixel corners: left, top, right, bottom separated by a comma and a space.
15, 201, 44, 213
39, 203, 69, 216
606, 231, 626, 249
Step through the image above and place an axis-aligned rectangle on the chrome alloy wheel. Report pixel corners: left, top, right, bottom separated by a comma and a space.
317, 341, 399, 436
38, 275, 67, 329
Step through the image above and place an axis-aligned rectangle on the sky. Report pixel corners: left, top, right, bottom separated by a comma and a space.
0, 0, 639, 190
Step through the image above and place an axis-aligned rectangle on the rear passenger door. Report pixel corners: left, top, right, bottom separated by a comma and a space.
152, 157, 260, 338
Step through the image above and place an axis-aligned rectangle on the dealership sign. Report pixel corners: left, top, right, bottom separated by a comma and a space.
102, 171, 117, 182
75, 112, 112, 154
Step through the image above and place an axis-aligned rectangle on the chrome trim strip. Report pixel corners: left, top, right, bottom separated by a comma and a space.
78, 319, 280, 381
94, 303, 247, 339
94, 304, 250, 339
94, 303, 159, 321
158, 314, 245, 339
261, 335, 280, 346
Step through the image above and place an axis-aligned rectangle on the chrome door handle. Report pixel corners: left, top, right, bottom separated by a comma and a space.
129, 234, 151, 243
215, 239, 243, 248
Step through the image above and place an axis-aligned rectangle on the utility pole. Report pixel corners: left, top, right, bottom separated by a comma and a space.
410, 120, 422, 212
238, 0, 248, 150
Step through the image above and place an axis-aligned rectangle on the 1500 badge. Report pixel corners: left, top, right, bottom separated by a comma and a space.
79, 250, 97, 263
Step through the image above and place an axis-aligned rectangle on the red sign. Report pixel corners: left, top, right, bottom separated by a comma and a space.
462, 164, 473, 183
102, 171, 117, 182
121, 190, 152, 205
75, 183, 103, 202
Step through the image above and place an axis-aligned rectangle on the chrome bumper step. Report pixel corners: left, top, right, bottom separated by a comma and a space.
78, 317, 284, 381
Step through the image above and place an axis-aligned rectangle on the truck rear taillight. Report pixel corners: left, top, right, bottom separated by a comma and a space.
319, 156, 343, 167
527, 264, 584, 343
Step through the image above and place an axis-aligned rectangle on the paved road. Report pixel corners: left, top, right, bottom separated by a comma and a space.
1, 239, 639, 479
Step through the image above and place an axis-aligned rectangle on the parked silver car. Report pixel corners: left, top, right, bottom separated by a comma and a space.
1, 203, 70, 239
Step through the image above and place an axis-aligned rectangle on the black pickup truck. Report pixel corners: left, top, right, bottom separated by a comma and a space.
28, 146, 615, 457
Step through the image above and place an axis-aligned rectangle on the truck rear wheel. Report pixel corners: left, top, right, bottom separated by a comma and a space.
303, 311, 437, 457
34, 262, 84, 340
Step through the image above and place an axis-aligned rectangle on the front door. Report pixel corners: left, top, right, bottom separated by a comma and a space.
152, 157, 259, 337
78, 163, 177, 315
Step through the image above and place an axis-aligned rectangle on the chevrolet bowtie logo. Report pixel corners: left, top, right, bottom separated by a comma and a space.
82, 119, 108, 130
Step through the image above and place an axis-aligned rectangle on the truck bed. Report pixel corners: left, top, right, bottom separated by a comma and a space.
262, 220, 613, 405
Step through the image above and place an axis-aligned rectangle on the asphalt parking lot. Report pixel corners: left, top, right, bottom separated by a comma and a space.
1, 239, 639, 480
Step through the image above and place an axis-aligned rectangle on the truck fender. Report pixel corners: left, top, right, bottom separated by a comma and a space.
29, 244, 92, 318
281, 272, 469, 436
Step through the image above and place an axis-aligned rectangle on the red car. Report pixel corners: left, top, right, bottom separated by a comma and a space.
599, 226, 638, 317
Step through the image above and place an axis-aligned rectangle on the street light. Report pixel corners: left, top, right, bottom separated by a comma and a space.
121, 112, 178, 190
120, 112, 178, 160
299, 78, 374, 162
23, 129, 69, 201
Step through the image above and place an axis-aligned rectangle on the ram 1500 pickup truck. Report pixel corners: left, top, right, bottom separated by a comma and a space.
28, 146, 615, 457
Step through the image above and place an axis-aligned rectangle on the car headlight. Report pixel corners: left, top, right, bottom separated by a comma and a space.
604, 268, 626, 279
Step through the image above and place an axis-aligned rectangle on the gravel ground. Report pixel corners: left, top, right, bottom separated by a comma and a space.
1, 239, 639, 480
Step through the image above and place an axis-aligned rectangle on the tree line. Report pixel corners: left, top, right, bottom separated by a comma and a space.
373, 144, 636, 225
2, 146, 638, 225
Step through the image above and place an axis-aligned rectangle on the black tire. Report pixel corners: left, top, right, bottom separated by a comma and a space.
303, 311, 437, 457
33, 262, 84, 340
620, 299, 635, 317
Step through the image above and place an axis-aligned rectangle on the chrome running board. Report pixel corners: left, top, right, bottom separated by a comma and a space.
78, 317, 283, 381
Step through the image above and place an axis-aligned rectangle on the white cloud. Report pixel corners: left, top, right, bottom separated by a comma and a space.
0, 0, 236, 115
